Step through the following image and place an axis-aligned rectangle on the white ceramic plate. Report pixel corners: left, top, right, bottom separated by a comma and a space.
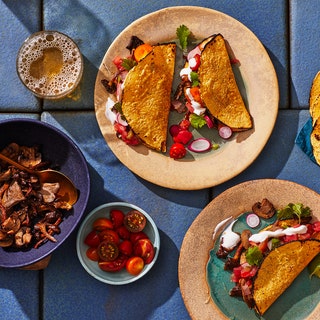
179, 179, 320, 319
94, 6, 279, 190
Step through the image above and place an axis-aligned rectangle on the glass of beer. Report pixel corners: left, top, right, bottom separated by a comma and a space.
16, 31, 83, 99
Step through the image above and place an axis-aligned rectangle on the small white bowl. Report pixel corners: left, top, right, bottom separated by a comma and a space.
76, 202, 160, 285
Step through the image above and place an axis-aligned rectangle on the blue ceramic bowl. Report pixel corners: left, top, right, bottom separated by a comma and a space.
0, 118, 90, 268
76, 202, 160, 285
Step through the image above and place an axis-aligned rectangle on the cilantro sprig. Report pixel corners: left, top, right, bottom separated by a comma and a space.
176, 25, 191, 54
277, 203, 311, 223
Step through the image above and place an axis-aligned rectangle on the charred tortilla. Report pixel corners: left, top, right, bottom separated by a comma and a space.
122, 43, 176, 152
198, 34, 252, 130
253, 239, 320, 315
310, 71, 320, 164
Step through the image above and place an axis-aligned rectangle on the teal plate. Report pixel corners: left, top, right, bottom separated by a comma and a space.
207, 214, 320, 320
179, 179, 320, 320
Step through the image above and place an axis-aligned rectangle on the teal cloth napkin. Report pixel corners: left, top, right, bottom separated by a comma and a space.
295, 117, 316, 163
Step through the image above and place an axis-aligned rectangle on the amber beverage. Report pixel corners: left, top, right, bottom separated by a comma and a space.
16, 31, 83, 99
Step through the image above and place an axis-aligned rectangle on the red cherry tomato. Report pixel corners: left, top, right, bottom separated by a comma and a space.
110, 209, 125, 228
124, 210, 147, 233
169, 142, 186, 159
130, 231, 149, 244
116, 225, 131, 240
93, 217, 113, 231
133, 238, 155, 264
86, 247, 99, 261
119, 240, 133, 256
84, 230, 100, 247
126, 256, 145, 275
99, 254, 127, 272
97, 241, 119, 261
99, 229, 120, 245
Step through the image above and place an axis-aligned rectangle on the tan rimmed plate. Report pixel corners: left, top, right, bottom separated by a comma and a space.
178, 179, 320, 319
94, 6, 279, 190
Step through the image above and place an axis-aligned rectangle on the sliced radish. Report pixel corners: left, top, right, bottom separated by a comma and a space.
218, 125, 233, 139
246, 213, 260, 228
188, 138, 212, 153
204, 115, 214, 129
187, 45, 201, 61
116, 112, 128, 126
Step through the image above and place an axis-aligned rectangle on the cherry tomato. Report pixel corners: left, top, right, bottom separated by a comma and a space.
130, 231, 149, 244
133, 238, 155, 264
126, 256, 145, 275
86, 247, 99, 261
124, 210, 147, 233
119, 240, 133, 256
84, 230, 100, 247
116, 225, 131, 240
169, 142, 186, 159
93, 217, 113, 231
99, 229, 120, 245
173, 129, 192, 145
110, 209, 125, 228
97, 241, 119, 261
99, 254, 127, 272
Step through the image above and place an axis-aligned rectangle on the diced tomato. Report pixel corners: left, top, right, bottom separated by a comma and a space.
173, 129, 193, 145
313, 221, 320, 232
298, 232, 311, 240
112, 56, 126, 71
169, 142, 186, 159
231, 266, 242, 283
189, 87, 202, 104
283, 234, 298, 242
258, 239, 269, 253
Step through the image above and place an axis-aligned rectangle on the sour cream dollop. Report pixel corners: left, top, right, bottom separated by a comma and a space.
219, 220, 241, 251
249, 225, 308, 243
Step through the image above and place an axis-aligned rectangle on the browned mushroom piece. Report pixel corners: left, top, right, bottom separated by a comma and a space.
240, 229, 252, 249
252, 198, 276, 219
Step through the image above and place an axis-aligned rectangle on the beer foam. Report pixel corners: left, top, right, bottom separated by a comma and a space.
17, 31, 83, 98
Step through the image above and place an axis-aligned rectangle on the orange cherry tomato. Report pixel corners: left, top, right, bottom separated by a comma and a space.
126, 256, 145, 275
93, 217, 113, 231
134, 43, 153, 61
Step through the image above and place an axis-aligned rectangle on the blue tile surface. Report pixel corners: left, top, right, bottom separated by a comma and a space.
290, 0, 320, 108
1, 0, 317, 319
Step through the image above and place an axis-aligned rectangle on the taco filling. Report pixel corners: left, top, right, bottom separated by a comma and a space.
215, 200, 320, 315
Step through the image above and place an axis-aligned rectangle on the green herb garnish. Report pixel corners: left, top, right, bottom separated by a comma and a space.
190, 71, 200, 87
121, 58, 137, 71
246, 246, 263, 266
176, 25, 191, 53
277, 203, 311, 223
189, 113, 207, 129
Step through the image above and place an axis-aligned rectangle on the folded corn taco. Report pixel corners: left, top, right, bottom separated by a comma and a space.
217, 201, 320, 316
198, 34, 252, 130
121, 43, 176, 152
310, 71, 320, 164
253, 239, 320, 315
179, 33, 252, 132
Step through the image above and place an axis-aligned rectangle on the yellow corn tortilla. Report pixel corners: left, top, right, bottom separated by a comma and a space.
310, 71, 320, 164
122, 43, 176, 152
198, 34, 252, 130
253, 239, 320, 315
